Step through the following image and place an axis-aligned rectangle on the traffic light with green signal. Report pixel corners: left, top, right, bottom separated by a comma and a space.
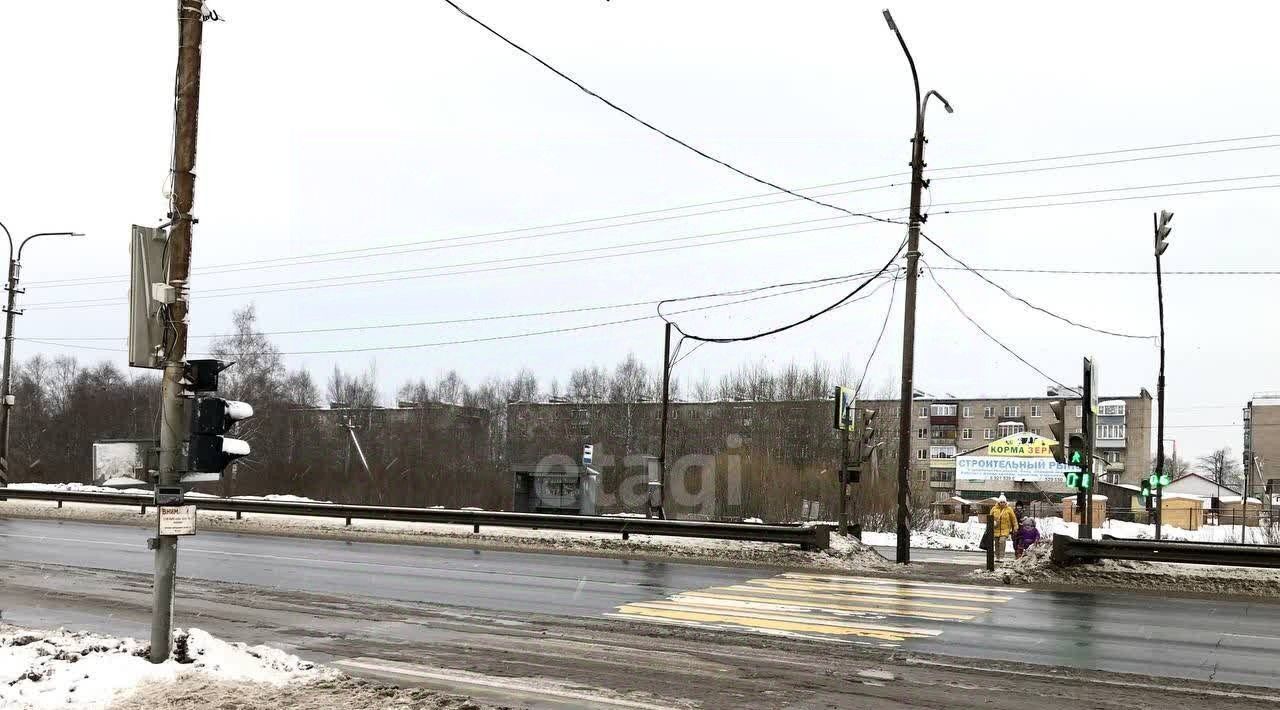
1065, 434, 1090, 489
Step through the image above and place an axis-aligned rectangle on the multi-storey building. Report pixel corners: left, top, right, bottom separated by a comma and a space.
915, 391, 1153, 500
1242, 394, 1280, 501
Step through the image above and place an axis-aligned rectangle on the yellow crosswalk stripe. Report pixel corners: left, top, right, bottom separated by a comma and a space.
612, 571, 1018, 644
749, 578, 1011, 603
712, 584, 991, 614
676, 589, 982, 620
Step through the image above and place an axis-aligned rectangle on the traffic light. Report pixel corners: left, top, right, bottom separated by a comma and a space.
1154, 210, 1173, 257
1065, 434, 1087, 489
1140, 478, 1154, 510
184, 360, 253, 475
1048, 400, 1067, 464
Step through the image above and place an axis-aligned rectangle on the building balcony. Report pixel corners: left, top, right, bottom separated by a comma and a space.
930, 414, 958, 427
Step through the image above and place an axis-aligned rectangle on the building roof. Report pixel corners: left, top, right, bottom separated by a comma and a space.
1169, 472, 1240, 495
1218, 495, 1264, 505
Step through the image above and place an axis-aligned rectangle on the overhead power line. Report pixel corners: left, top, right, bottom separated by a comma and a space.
923, 260, 1075, 392
29, 269, 879, 342
934, 182, 1280, 217
920, 233, 1156, 340
25, 137, 1280, 289
926, 266, 1280, 276
29, 170, 1280, 305
933, 143, 1280, 184
23, 216, 887, 310
854, 268, 901, 399
659, 241, 906, 343
437, 0, 904, 227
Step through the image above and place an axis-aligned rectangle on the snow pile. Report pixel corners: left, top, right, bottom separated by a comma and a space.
970, 536, 1280, 597
9, 481, 152, 496
0, 626, 331, 710
860, 523, 977, 551
231, 494, 328, 504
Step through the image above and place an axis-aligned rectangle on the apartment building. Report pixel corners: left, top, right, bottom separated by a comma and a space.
1243, 394, 1280, 500
915, 391, 1152, 500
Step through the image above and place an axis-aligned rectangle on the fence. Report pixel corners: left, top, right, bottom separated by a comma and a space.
0, 487, 831, 550
1051, 535, 1280, 569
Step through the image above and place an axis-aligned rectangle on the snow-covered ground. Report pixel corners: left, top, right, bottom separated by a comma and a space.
866, 516, 1274, 549
6, 482, 328, 504
0, 626, 329, 709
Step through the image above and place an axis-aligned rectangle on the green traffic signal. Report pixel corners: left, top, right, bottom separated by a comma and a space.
1069, 450, 1083, 465
1159, 473, 1171, 487
1064, 472, 1080, 488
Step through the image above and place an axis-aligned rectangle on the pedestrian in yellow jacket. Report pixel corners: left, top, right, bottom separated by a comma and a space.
990, 495, 1017, 561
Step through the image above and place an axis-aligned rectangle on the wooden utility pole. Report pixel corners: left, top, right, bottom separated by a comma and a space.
150, 0, 206, 664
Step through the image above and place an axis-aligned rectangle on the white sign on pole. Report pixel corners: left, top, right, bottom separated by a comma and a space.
582, 444, 593, 466
158, 505, 198, 536
956, 456, 1080, 482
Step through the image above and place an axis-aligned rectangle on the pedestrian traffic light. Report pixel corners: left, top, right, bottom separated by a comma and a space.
1065, 434, 1088, 489
1154, 210, 1174, 257
1048, 400, 1067, 464
184, 360, 253, 475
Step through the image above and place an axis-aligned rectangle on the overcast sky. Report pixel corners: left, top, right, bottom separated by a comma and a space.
1, 1, 1277, 462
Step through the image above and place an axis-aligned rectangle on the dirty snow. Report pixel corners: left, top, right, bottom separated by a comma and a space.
969, 537, 1280, 597
0, 625, 330, 710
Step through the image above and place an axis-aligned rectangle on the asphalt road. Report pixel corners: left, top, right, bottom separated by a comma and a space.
3, 517, 1279, 693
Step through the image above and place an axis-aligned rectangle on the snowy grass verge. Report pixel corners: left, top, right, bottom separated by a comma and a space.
0, 497, 891, 574
0, 625, 330, 710
969, 541, 1280, 597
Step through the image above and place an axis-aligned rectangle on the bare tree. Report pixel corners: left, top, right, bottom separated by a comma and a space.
1197, 447, 1243, 490
326, 363, 380, 408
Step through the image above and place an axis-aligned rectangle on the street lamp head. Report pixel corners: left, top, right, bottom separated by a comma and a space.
882, 9, 898, 31
924, 90, 955, 115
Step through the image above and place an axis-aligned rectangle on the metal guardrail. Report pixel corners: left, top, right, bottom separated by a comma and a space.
0, 488, 830, 551
1051, 534, 1280, 568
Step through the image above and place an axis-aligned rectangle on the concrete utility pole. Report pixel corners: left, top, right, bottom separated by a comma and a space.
657, 322, 672, 519
883, 9, 953, 564
151, 0, 206, 664
0, 224, 80, 486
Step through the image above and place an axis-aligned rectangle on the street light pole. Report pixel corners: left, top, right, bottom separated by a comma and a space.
884, 9, 952, 564
0, 222, 82, 486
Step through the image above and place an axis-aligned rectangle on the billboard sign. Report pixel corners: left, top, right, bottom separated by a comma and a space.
987, 432, 1058, 458
957, 456, 1081, 482
92, 439, 156, 486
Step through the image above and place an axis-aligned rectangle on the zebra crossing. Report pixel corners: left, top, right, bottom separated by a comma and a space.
609, 572, 1023, 647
